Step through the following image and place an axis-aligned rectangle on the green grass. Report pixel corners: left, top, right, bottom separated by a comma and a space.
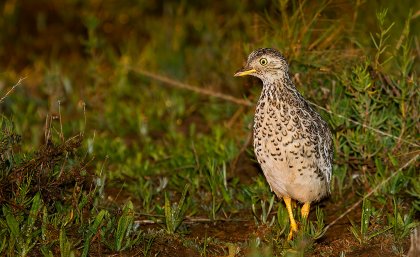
0, 1, 419, 256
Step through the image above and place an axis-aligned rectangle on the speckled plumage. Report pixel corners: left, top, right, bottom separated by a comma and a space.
235, 48, 333, 239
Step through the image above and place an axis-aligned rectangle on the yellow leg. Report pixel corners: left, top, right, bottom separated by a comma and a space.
284, 196, 298, 240
301, 202, 311, 220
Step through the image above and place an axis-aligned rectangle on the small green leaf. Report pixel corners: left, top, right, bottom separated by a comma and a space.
388, 153, 398, 167
81, 209, 108, 257
27, 193, 42, 229
361, 198, 372, 236
3, 206, 20, 238
60, 228, 73, 257
164, 192, 173, 233
115, 201, 134, 251
0, 236, 7, 254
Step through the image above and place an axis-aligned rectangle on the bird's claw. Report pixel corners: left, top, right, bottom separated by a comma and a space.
287, 222, 299, 240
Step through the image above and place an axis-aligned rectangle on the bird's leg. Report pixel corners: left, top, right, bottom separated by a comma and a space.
301, 202, 311, 220
300, 202, 311, 232
283, 196, 298, 240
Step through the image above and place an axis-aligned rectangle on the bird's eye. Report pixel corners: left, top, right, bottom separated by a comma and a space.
259, 58, 268, 66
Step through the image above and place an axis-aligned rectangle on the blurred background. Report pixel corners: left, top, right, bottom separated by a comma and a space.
0, 0, 418, 126
0, 0, 418, 146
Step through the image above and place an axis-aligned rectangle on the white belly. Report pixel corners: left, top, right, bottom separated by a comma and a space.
254, 138, 328, 203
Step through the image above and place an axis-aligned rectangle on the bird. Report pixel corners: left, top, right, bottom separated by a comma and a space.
234, 48, 333, 240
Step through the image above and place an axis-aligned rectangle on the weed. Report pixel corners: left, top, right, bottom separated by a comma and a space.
252, 195, 276, 227
408, 177, 420, 212
308, 206, 326, 239
59, 229, 75, 257
137, 177, 156, 213
370, 9, 395, 70
331, 165, 349, 198
97, 200, 143, 252
349, 198, 391, 244
276, 202, 290, 237
387, 198, 418, 241
81, 209, 108, 257
141, 234, 155, 257
205, 161, 232, 220
163, 184, 190, 234
2, 193, 42, 256
247, 237, 273, 257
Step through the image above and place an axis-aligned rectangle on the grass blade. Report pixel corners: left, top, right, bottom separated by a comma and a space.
115, 200, 134, 251
81, 209, 108, 257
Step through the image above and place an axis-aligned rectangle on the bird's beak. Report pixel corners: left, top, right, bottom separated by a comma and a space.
234, 67, 257, 77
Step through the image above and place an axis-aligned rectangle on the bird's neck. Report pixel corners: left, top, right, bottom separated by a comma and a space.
261, 75, 292, 99
260, 81, 280, 101
258, 76, 310, 109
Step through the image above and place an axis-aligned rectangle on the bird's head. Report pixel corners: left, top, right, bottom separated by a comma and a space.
234, 48, 289, 82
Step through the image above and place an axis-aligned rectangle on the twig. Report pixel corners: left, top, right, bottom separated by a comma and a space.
0, 77, 26, 104
135, 219, 161, 224
58, 100, 64, 143
131, 68, 253, 107
226, 105, 246, 128
134, 69, 419, 148
134, 216, 250, 225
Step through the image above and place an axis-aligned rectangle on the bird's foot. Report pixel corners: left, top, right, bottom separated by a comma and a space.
301, 202, 311, 220
287, 220, 298, 240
